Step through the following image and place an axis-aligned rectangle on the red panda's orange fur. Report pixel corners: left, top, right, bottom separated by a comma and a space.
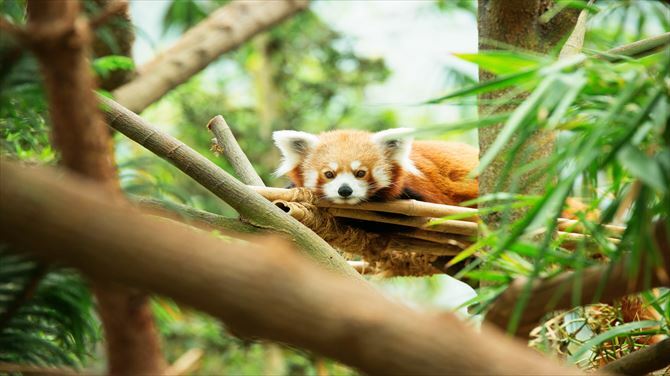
380, 141, 479, 205
281, 129, 479, 206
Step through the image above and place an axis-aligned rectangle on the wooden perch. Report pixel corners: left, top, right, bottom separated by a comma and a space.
557, 218, 625, 237
99, 95, 359, 279
486, 221, 670, 339
326, 207, 479, 236
112, 0, 309, 113
0, 161, 583, 375
273, 200, 450, 276
208, 115, 264, 187
253, 186, 478, 221
251, 187, 626, 239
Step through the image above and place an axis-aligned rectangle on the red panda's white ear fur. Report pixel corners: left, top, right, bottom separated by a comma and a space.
371, 128, 421, 176
272, 130, 320, 177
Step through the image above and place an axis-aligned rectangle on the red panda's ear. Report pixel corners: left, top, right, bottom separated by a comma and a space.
372, 128, 421, 176
272, 130, 320, 177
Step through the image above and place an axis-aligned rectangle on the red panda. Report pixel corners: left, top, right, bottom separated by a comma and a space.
273, 128, 478, 205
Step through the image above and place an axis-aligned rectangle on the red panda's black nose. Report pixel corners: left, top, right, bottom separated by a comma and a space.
338, 184, 353, 197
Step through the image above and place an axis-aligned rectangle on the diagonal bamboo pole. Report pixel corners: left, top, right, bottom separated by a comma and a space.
99, 95, 360, 279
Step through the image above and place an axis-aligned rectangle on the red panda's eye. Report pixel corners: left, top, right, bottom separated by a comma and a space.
355, 170, 366, 178
324, 171, 335, 179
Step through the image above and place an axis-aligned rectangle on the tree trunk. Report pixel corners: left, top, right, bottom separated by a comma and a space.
24, 1, 164, 373
477, 0, 579, 224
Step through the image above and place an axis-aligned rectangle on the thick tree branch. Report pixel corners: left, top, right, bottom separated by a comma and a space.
99, 95, 359, 279
486, 221, 670, 338
112, 0, 309, 113
0, 161, 583, 376
132, 196, 262, 234
600, 338, 670, 376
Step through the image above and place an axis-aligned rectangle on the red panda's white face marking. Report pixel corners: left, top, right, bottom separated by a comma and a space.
273, 128, 420, 204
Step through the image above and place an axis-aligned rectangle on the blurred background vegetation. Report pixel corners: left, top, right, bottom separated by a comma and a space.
1, 0, 669, 374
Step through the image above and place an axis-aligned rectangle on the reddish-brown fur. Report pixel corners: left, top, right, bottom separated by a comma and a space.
377, 141, 479, 205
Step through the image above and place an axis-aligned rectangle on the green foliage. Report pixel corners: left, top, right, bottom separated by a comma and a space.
92, 56, 134, 80
0, 28, 53, 161
2, 0, 668, 372
151, 298, 357, 375
423, 1, 670, 365
161, 0, 229, 35
0, 249, 99, 367
435, 0, 476, 14
124, 7, 394, 216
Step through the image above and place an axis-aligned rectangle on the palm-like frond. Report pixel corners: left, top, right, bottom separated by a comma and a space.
0, 248, 99, 367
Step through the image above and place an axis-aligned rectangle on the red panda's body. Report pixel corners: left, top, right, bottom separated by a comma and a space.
273, 129, 478, 206
377, 140, 478, 205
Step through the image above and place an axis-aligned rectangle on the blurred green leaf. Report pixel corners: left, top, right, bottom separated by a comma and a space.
455, 51, 548, 75
568, 320, 660, 363
617, 145, 667, 193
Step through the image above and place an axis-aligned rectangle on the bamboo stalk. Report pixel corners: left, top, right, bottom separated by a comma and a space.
165, 348, 204, 376
100, 95, 360, 279
273, 200, 459, 255
208, 115, 265, 187
557, 231, 620, 246
133, 196, 262, 234
387, 236, 462, 256
598, 32, 670, 61
327, 208, 479, 236
319, 198, 478, 222
557, 218, 625, 237
558, 0, 593, 59
254, 186, 317, 203
393, 230, 473, 249
252, 186, 478, 221
252, 188, 627, 239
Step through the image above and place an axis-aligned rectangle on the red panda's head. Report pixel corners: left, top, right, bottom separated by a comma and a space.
273, 128, 420, 204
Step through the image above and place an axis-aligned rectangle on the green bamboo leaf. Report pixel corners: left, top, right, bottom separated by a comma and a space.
447, 239, 486, 267
463, 270, 512, 283
424, 69, 538, 104
568, 320, 660, 363
454, 51, 547, 75
617, 145, 667, 193
546, 72, 587, 128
